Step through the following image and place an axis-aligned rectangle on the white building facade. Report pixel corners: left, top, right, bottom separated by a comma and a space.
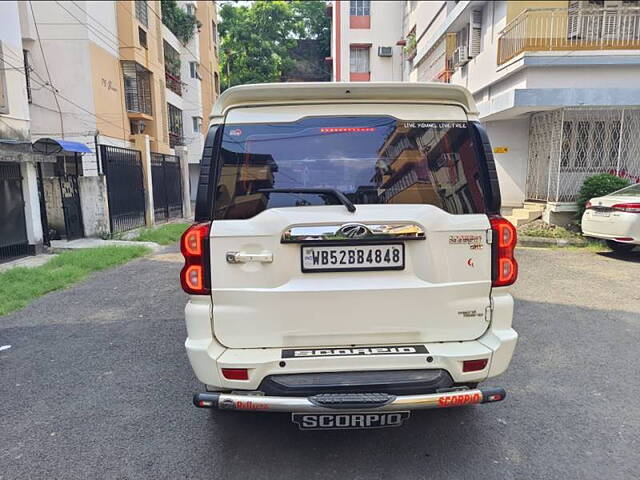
0, 1, 44, 259
331, 0, 404, 82
334, 1, 640, 224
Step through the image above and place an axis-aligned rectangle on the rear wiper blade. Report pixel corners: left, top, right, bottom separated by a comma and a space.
258, 188, 356, 213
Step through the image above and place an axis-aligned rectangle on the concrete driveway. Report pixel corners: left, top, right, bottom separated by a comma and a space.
0, 247, 638, 479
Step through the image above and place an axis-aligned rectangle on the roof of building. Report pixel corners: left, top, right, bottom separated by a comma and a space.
211, 82, 478, 118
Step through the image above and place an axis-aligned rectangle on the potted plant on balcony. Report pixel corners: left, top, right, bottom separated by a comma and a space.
404, 32, 417, 61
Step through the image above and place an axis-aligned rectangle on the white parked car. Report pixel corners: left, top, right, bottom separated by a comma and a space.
582, 183, 640, 252
181, 82, 518, 430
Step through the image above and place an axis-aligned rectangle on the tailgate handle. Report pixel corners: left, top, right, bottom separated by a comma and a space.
226, 251, 273, 264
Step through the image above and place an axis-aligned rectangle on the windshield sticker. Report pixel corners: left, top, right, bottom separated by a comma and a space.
401, 121, 468, 129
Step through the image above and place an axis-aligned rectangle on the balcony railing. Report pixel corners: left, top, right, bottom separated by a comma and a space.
165, 71, 182, 96
498, 7, 640, 65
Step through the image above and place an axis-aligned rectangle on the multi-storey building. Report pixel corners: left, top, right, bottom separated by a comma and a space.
23, 0, 219, 177
330, 0, 404, 82
407, 0, 640, 223
334, 0, 640, 224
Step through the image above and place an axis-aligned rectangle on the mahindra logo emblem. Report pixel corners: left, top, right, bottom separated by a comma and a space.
338, 223, 371, 239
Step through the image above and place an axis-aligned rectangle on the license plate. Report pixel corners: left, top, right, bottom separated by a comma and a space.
593, 210, 610, 217
292, 412, 410, 430
301, 244, 404, 272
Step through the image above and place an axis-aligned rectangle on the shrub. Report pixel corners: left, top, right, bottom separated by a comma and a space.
576, 174, 630, 220
161, 0, 201, 44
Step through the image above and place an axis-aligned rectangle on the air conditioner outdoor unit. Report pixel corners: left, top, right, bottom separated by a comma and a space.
453, 45, 469, 67
378, 46, 393, 57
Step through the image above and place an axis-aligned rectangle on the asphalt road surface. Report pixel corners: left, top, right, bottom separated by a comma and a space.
1, 247, 639, 479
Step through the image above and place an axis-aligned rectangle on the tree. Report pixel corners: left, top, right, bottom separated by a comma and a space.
219, 1, 330, 89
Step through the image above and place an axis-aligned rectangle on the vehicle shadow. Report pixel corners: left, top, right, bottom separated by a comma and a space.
596, 250, 640, 263
207, 405, 488, 479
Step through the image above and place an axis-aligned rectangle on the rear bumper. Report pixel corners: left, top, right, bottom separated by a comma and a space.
582, 211, 640, 244
193, 387, 506, 413
184, 292, 517, 390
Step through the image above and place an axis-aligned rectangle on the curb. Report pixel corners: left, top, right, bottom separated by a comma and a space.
517, 235, 589, 248
49, 240, 163, 254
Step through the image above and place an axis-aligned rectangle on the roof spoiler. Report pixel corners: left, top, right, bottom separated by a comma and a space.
210, 82, 479, 119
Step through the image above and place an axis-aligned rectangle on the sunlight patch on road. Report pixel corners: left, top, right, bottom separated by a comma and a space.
149, 253, 183, 263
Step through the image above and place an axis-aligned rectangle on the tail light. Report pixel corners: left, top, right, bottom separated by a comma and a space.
612, 203, 640, 213
490, 216, 518, 287
180, 222, 211, 295
585, 201, 593, 209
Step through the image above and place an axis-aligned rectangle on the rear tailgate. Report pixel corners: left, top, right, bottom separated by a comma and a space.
210, 205, 491, 348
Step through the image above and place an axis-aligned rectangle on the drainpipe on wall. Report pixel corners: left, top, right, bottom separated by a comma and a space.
94, 132, 102, 175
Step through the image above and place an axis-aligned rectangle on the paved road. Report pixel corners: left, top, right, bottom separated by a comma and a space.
1, 247, 639, 479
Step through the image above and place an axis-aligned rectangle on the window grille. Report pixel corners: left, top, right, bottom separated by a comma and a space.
122, 61, 152, 115
167, 103, 184, 148
527, 108, 640, 202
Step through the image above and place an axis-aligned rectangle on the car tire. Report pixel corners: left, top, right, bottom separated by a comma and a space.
606, 240, 636, 252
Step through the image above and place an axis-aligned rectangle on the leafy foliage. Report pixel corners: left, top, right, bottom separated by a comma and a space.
161, 0, 201, 44
404, 31, 417, 56
577, 173, 630, 219
219, 1, 331, 89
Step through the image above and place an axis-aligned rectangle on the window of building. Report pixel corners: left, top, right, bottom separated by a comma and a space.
163, 41, 182, 95
186, 3, 196, 16
23, 49, 32, 103
122, 61, 152, 115
135, 0, 148, 27
138, 27, 147, 49
212, 21, 218, 56
350, 46, 370, 72
214, 72, 220, 94
189, 61, 199, 79
350, 0, 370, 16
167, 103, 184, 148
192, 116, 202, 133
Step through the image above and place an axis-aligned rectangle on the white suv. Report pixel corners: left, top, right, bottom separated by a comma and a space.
181, 82, 518, 430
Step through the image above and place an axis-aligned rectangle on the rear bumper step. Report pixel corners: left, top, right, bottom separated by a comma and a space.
193, 387, 506, 413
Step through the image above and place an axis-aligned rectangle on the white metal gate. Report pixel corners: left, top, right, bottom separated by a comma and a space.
526, 108, 640, 202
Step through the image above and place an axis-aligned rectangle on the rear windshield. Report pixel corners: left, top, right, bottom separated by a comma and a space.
613, 183, 640, 196
213, 115, 489, 220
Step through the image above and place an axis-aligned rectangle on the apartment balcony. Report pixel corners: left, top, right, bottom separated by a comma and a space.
417, 33, 456, 83
498, 7, 640, 65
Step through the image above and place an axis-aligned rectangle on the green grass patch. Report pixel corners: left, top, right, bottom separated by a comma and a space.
133, 222, 190, 245
0, 246, 150, 317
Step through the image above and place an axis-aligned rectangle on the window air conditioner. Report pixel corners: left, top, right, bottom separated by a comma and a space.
453, 45, 469, 67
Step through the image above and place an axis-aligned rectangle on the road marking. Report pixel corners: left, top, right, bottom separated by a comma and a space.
0, 345, 12, 352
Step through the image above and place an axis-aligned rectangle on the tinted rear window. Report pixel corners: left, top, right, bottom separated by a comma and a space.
213, 116, 489, 220
613, 183, 640, 196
